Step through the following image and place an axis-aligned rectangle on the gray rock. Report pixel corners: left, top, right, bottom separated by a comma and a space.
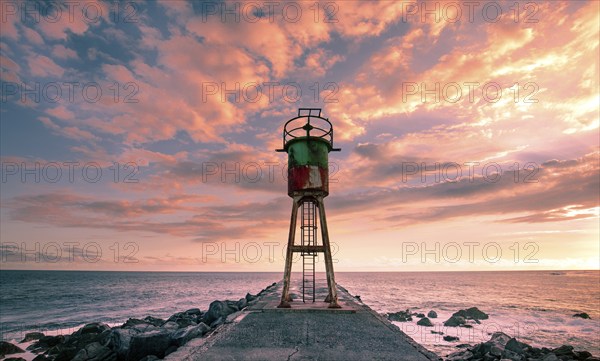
427, 310, 437, 318
72, 342, 116, 361
210, 317, 224, 328
202, 300, 239, 326
542, 354, 559, 361
417, 317, 433, 327
446, 350, 473, 360
161, 321, 180, 331
27, 335, 65, 353
0, 342, 24, 357
127, 329, 171, 361
444, 315, 466, 327
185, 308, 202, 316
444, 335, 460, 342
236, 297, 247, 310
573, 313, 591, 319
170, 323, 210, 346
452, 307, 489, 320
505, 338, 527, 354
387, 309, 413, 322
20, 332, 45, 343
139, 356, 159, 361
245, 293, 257, 302
143, 316, 165, 327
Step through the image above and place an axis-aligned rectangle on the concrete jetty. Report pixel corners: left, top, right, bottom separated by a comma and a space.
167, 280, 439, 361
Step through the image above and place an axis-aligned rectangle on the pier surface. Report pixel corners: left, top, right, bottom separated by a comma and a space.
167, 280, 439, 361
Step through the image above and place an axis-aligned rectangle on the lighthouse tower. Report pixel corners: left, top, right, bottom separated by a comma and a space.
276, 108, 341, 309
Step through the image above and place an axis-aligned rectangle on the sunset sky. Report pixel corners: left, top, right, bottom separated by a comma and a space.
0, 0, 598, 272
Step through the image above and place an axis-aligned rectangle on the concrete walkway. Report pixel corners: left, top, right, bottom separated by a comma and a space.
168, 280, 440, 361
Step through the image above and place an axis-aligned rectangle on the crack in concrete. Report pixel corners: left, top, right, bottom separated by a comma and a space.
286, 346, 300, 361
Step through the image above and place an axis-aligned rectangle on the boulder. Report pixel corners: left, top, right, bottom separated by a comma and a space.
121, 319, 150, 329
444, 315, 466, 327
236, 298, 247, 310
71, 342, 116, 361
170, 323, 210, 346
185, 308, 202, 316
387, 309, 413, 322
417, 317, 433, 327
452, 307, 489, 320
427, 310, 437, 318
505, 338, 528, 354
446, 350, 473, 360
20, 332, 45, 343
167, 312, 197, 328
573, 313, 591, 319
50, 323, 112, 361
245, 293, 258, 302
552, 345, 576, 358
444, 335, 460, 342
415, 313, 425, 318
109, 325, 170, 360
0, 341, 24, 357
27, 335, 65, 353
139, 356, 159, 361
202, 300, 239, 326
143, 316, 165, 327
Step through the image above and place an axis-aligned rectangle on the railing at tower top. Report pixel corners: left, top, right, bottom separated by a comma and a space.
276, 108, 341, 152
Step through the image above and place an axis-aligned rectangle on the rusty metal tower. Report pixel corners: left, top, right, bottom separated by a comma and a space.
276, 108, 341, 309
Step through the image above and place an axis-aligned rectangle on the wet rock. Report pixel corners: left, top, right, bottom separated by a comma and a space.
427, 310, 437, 318
444, 315, 466, 327
0, 341, 24, 357
20, 332, 45, 343
444, 335, 460, 342
170, 323, 210, 346
415, 313, 426, 318
452, 307, 489, 321
387, 309, 413, 322
573, 313, 591, 319
417, 317, 433, 327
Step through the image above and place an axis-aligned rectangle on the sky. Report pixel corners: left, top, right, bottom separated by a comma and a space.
0, 0, 598, 272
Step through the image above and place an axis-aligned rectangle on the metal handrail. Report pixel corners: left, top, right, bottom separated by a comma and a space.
277, 108, 340, 151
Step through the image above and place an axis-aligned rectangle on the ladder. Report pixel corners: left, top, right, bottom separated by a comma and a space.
300, 201, 317, 302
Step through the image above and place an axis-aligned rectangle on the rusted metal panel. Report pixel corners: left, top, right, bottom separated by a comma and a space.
288, 165, 328, 196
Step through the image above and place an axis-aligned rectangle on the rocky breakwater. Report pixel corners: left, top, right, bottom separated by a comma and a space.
445, 332, 599, 361
1, 282, 277, 361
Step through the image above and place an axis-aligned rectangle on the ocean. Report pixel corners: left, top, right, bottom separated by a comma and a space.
1, 270, 598, 358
